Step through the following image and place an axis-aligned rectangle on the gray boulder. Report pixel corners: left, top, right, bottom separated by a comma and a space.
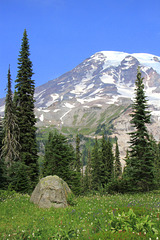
30, 175, 71, 208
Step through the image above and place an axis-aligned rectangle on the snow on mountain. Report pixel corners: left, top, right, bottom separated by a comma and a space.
1, 50, 160, 159
1, 51, 160, 137
132, 53, 160, 74
31, 50, 160, 153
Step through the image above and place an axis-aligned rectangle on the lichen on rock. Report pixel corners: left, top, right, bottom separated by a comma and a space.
30, 175, 71, 208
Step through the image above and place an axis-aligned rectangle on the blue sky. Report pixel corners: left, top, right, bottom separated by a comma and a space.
1, 0, 160, 98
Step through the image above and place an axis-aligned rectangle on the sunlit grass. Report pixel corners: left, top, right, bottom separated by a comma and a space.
0, 190, 160, 239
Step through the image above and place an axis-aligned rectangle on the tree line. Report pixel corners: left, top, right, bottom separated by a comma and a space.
0, 30, 160, 195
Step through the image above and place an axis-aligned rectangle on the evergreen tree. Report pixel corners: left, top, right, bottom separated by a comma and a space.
114, 138, 122, 179
0, 117, 6, 189
105, 138, 114, 182
155, 142, 160, 187
150, 138, 160, 188
91, 138, 101, 190
1, 66, 21, 167
43, 131, 72, 179
123, 149, 130, 177
42, 131, 53, 176
125, 67, 154, 191
14, 29, 38, 192
8, 161, 30, 193
100, 136, 114, 184
75, 134, 81, 173
75, 134, 82, 194
100, 135, 109, 186
83, 149, 92, 192
0, 117, 3, 153
43, 131, 80, 194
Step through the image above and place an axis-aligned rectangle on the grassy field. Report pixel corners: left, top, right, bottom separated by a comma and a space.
0, 190, 160, 239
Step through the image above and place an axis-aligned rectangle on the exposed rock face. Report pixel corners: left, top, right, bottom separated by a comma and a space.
1, 51, 160, 160
30, 175, 71, 208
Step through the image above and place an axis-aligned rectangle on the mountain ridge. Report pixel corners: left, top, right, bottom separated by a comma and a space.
0, 51, 160, 160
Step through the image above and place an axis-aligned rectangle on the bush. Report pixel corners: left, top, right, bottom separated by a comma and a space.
106, 178, 130, 194
109, 208, 158, 235
66, 192, 77, 206
0, 189, 16, 202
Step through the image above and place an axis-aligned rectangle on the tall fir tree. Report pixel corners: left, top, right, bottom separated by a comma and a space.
100, 135, 109, 187
123, 149, 130, 177
75, 134, 82, 193
105, 138, 114, 182
150, 137, 160, 188
0, 116, 6, 189
75, 134, 81, 173
114, 138, 122, 179
91, 138, 101, 190
101, 136, 114, 184
125, 67, 154, 191
0, 117, 3, 154
83, 149, 92, 192
155, 142, 160, 187
14, 29, 38, 192
43, 131, 80, 194
1, 66, 21, 167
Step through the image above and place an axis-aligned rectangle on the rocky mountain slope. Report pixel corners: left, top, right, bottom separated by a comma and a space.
1, 51, 160, 160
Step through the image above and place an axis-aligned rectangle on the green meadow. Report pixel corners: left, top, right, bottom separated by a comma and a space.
0, 190, 160, 240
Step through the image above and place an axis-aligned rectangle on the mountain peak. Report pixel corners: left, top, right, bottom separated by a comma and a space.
1, 51, 160, 130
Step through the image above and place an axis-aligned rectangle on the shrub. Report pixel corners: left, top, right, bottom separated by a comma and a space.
108, 208, 158, 235
106, 178, 130, 194
0, 189, 16, 202
66, 192, 77, 206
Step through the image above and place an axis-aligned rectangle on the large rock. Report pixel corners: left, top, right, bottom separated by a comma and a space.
30, 175, 71, 208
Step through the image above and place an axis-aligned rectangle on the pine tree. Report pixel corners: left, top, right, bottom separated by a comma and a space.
150, 137, 160, 188
1, 66, 21, 167
75, 134, 81, 173
105, 138, 114, 182
43, 131, 71, 179
100, 135, 109, 187
114, 138, 122, 179
75, 134, 82, 194
42, 132, 53, 176
123, 149, 130, 177
43, 131, 79, 194
126, 67, 154, 191
83, 149, 92, 192
0, 117, 6, 189
155, 142, 160, 186
0, 117, 3, 154
14, 30, 38, 192
154, 143, 160, 188
91, 138, 101, 190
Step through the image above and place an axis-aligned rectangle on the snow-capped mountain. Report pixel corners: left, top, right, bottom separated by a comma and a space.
33, 51, 160, 127
33, 51, 160, 160
0, 51, 160, 158
35, 51, 160, 107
